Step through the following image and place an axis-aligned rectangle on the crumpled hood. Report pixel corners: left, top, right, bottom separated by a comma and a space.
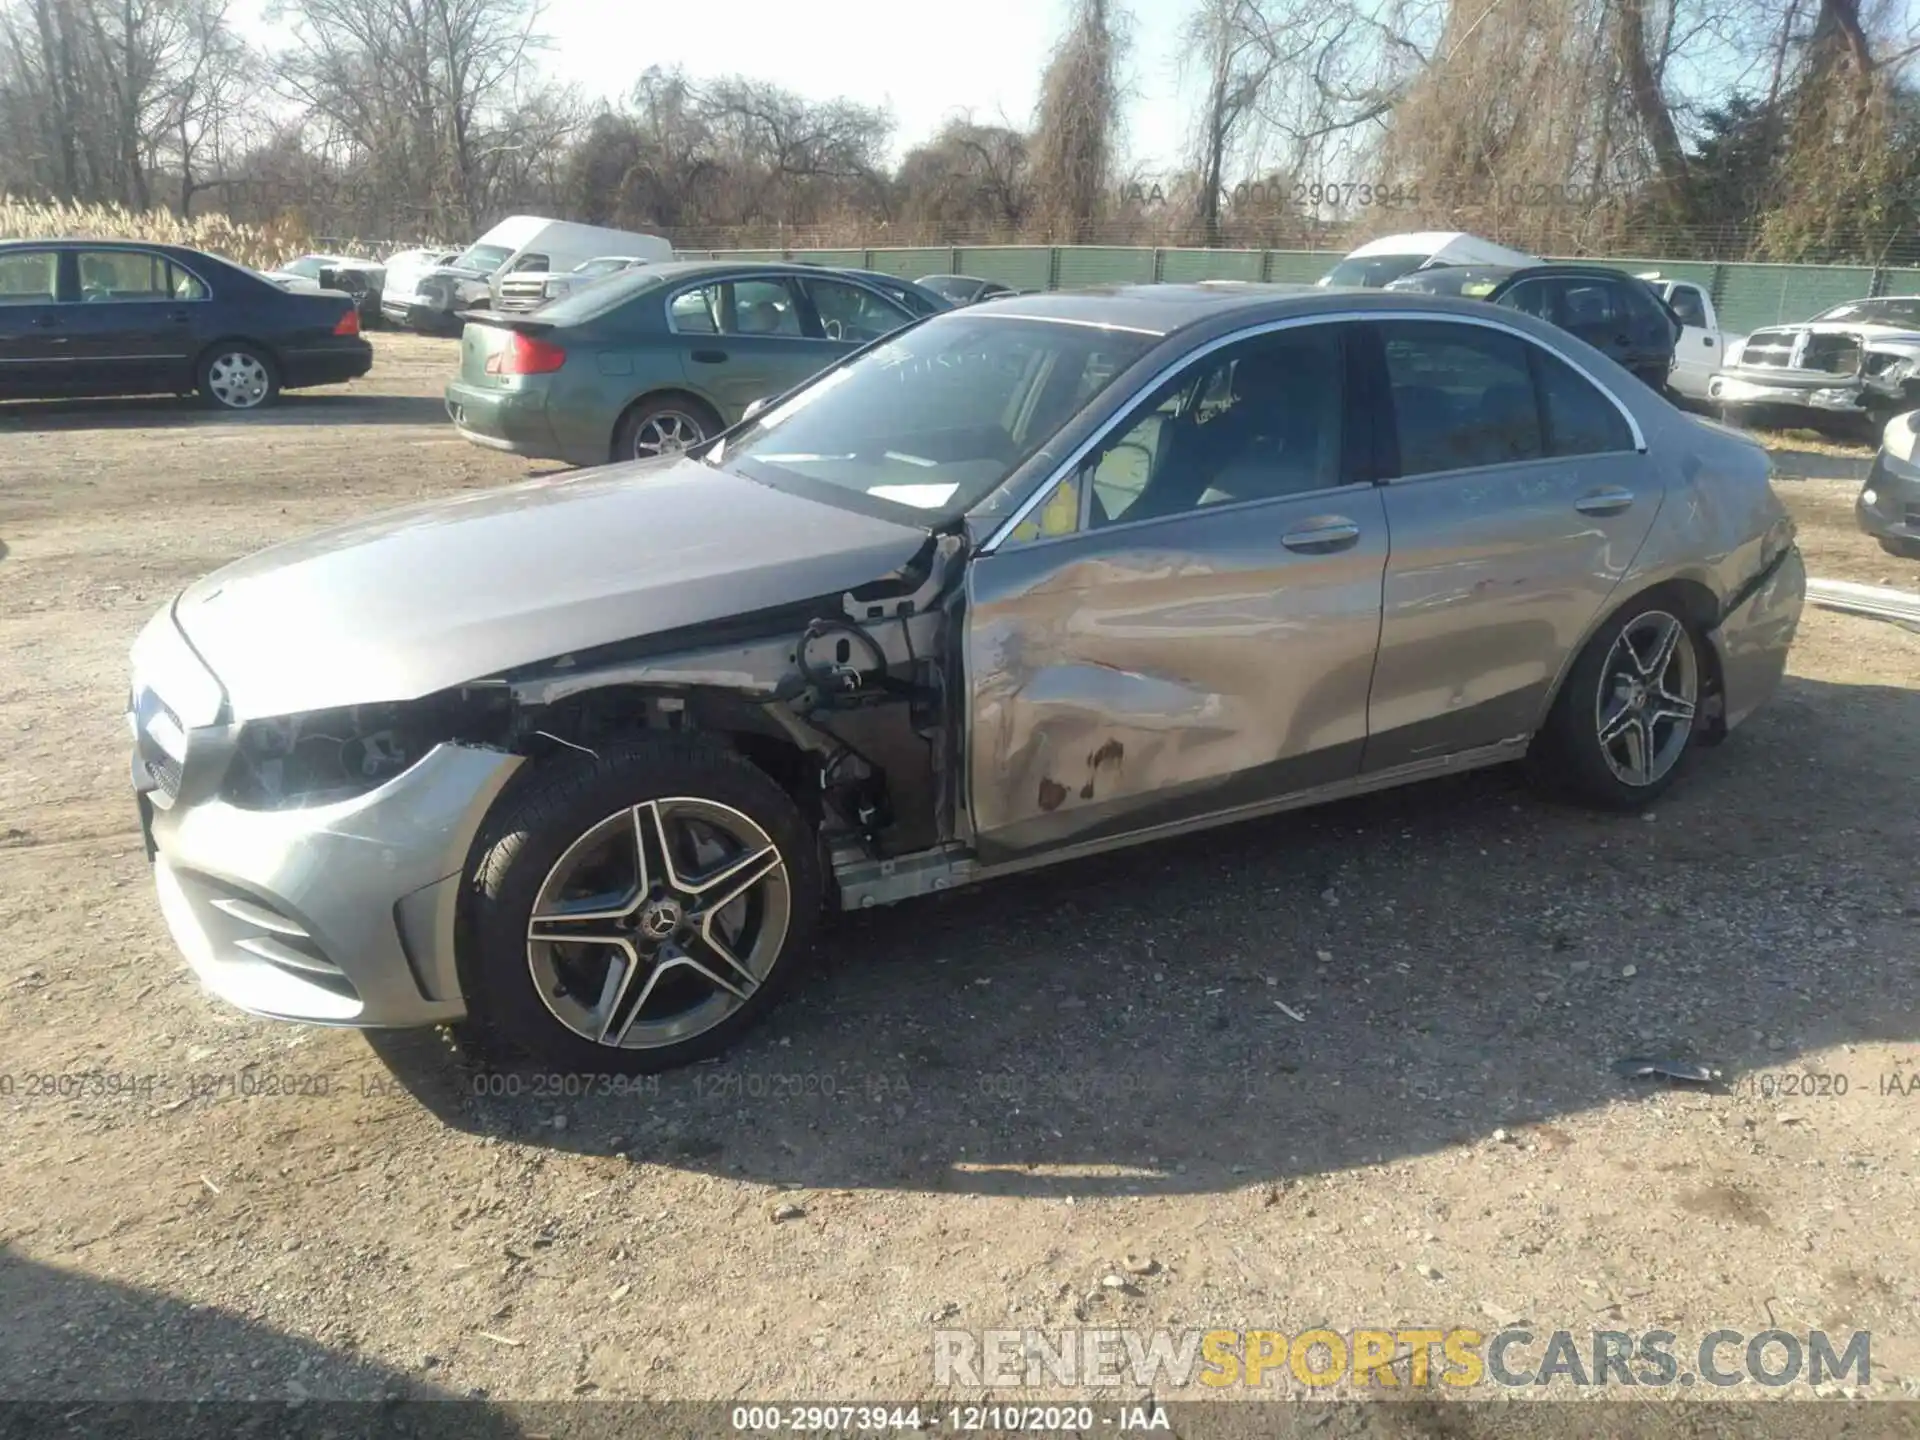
172, 459, 928, 720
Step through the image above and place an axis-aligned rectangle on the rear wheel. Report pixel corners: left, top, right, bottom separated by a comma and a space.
613, 395, 720, 462
198, 343, 278, 410
1878, 535, 1920, 561
462, 738, 820, 1074
1530, 598, 1703, 810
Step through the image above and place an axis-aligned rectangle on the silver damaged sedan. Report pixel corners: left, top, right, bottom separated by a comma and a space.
129, 284, 1807, 1072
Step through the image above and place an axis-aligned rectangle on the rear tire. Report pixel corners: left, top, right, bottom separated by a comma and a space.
1529, 595, 1704, 810
197, 343, 279, 410
613, 395, 721, 462
1877, 535, 1920, 561
461, 737, 821, 1075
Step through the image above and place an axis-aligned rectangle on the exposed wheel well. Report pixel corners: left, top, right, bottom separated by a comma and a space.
1547, 578, 1728, 743
508, 683, 824, 823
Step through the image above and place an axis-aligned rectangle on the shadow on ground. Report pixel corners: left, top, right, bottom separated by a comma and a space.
1765, 447, 1874, 483
0, 391, 450, 431
0, 1252, 532, 1436
367, 672, 1920, 1199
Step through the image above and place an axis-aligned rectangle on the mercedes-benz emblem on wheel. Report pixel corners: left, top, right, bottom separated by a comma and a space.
638, 899, 682, 940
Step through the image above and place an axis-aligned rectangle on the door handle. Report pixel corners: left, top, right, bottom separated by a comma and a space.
29, 315, 57, 328
168, 310, 190, 324
690, 349, 728, 364
1703, 336, 1714, 346
1574, 487, 1635, 516
1280, 519, 1361, 552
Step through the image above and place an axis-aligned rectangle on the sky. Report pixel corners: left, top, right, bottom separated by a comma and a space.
534, 0, 1197, 170
489, 0, 1194, 172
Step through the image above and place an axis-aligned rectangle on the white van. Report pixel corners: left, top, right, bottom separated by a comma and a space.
1316, 231, 1541, 289
389, 217, 674, 331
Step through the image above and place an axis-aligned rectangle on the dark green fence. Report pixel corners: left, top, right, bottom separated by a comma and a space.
676, 243, 1918, 335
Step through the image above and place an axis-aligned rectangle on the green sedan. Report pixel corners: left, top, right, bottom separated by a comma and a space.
445, 261, 948, 466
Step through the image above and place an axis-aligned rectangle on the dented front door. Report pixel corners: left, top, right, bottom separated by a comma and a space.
963, 490, 1389, 861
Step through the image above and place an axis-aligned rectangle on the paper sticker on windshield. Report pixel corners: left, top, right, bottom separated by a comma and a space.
869, 483, 961, 508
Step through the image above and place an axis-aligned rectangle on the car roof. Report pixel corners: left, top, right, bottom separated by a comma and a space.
636, 259, 891, 283
1502, 262, 1643, 281
961, 280, 1543, 336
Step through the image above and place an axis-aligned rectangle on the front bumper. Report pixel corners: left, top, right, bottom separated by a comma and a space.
1857, 447, 1920, 547
1704, 544, 1807, 734
131, 609, 522, 1028
1707, 371, 1873, 413
444, 379, 566, 460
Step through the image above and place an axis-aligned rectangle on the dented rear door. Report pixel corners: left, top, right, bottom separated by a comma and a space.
962, 489, 1387, 862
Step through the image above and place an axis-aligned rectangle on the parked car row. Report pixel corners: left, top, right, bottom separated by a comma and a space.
0, 238, 371, 409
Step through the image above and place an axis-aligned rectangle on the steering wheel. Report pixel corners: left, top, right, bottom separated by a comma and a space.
823, 318, 843, 341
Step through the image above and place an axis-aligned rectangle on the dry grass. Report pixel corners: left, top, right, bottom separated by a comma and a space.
0, 201, 315, 269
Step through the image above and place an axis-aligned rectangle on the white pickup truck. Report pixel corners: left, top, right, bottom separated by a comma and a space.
1636, 273, 1742, 402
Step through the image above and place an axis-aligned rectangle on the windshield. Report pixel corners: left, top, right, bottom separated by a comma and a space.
1811, 298, 1920, 328
1384, 266, 1507, 297
575, 256, 639, 276
452, 242, 514, 273
917, 275, 981, 303
713, 315, 1155, 523
1322, 253, 1431, 288
279, 256, 326, 279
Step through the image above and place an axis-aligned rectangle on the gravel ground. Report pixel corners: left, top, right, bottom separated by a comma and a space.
1, 334, 1918, 1432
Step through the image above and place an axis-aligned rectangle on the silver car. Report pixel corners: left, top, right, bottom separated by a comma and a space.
130, 284, 1807, 1073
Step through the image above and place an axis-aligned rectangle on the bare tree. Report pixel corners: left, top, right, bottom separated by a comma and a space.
1029, 0, 1128, 242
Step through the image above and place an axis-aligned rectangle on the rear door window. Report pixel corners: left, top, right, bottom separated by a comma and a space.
75, 250, 173, 302
1377, 321, 1545, 475
670, 279, 806, 337
1533, 348, 1636, 457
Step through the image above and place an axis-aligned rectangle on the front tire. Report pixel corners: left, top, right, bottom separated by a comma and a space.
1530, 597, 1704, 810
1877, 535, 1920, 561
462, 737, 821, 1074
198, 343, 279, 410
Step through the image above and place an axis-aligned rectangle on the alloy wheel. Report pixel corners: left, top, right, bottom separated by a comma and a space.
525, 797, 791, 1050
206, 352, 271, 409
632, 410, 704, 458
1594, 610, 1698, 787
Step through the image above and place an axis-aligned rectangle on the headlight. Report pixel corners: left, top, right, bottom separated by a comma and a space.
1810, 387, 1862, 406
224, 703, 426, 810
220, 689, 509, 810
545, 279, 570, 299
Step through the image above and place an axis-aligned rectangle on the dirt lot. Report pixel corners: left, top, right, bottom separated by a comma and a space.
2, 333, 1919, 1428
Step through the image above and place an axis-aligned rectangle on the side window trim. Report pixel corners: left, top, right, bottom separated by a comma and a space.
1366, 314, 1646, 486
979, 307, 1644, 554
168, 259, 212, 301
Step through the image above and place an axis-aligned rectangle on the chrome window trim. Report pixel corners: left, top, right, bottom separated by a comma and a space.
970, 311, 1165, 336
1001, 477, 1377, 556
976, 307, 1646, 554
